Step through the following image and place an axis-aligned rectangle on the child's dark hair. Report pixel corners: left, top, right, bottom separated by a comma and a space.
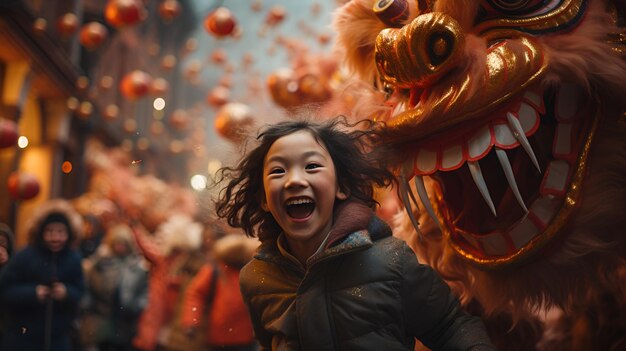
214, 116, 397, 242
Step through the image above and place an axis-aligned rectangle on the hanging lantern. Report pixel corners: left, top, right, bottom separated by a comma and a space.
219, 75, 233, 88
265, 5, 286, 27
7, 172, 40, 200
184, 38, 198, 54
120, 70, 152, 100
169, 139, 185, 154
105, 0, 146, 28
204, 7, 237, 37
169, 109, 190, 130
184, 59, 202, 81
57, 13, 79, 38
267, 68, 300, 108
33, 18, 48, 34
206, 86, 230, 108
151, 121, 165, 136
150, 77, 169, 96
123, 119, 138, 133
80, 22, 108, 51
214, 102, 255, 143
100, 75, 114, 90
298, 73, 332, 102
161, 54, 177, 70
210, 48, 227, 64
318, 32, 331, 45
103, 104, 119, 121
0, 118, 19, 148
77, 101, 94, 120
158, 0, 181, 22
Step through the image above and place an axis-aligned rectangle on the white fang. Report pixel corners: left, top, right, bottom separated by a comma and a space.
414, 176, 442, 229
495, 148, 528, 213
399, 174, 423, 240
506, 112, 541, 173
468, 160, 497, 217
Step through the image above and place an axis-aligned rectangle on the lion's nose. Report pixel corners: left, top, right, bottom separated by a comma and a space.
375, 12, 465, 88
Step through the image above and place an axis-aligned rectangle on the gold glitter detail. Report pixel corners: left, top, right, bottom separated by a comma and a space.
381, 37, 546, 144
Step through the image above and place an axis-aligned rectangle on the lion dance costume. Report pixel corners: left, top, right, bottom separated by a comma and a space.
328, 0, 626, 349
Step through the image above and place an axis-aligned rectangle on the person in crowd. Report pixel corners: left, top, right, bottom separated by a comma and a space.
0, 222, 13, 272
80, 223, 148, 351
0, 199, 84, 351
214, 117, 497, 350
130, 214, 204, 351
180, 234, 259, 351
0, 222, 15, 350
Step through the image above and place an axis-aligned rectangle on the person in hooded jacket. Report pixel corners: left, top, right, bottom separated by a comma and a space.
0, 222, 15, 350
0, 199, 85, 351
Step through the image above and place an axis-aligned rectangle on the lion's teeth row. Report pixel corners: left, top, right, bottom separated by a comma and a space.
402, 84, 584, 250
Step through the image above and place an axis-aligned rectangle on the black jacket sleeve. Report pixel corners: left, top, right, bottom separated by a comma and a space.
400, 244, 497, 351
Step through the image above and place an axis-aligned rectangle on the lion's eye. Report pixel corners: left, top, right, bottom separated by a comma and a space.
481, 0, 547, 16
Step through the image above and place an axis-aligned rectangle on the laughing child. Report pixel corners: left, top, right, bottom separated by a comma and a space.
215, 117, 496, 351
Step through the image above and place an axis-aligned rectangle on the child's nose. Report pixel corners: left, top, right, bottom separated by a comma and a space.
285, 170, 307, 188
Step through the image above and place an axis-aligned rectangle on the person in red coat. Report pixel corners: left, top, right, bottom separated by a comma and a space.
130, 214, 204, 351
180, 234, 258, 351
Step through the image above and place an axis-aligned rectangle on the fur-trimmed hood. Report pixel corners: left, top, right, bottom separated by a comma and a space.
0, 222, 15, 257
155, 214, 203, 255
27, 199, 84, 249
213, 234, 259, 268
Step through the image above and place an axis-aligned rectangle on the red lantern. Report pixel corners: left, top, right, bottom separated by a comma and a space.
206, 86, 230, 108
161, 54, 177, 70
169, 109, 190, 130
150, 77, 169, 96
265, 6, 286, 27
105, 0, 146, 28
103, 104, 119, 121
120, 70, 152, 100
267, 68, 300, 108
0, 118, 18, 148
57, 13, 79, 38
204, 7, 237, 37
210, 48, 227, 64
158, 0, 181, 22
7, 172, 40, 200
80, 22, 108, 50
214, 102, 254, 143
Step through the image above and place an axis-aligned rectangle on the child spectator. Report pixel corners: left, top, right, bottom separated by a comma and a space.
214, 118, 496, 350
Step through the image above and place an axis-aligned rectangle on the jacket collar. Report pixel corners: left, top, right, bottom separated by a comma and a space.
255, 199, 392, 268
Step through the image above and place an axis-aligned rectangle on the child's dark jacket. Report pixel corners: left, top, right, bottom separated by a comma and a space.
239, 199, 496, 351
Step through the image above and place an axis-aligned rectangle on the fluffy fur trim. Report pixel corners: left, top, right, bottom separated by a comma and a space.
155, 214, 203, 255
213, 234, 259, 268
27, 199, 84, 247
332, 0, 393, 83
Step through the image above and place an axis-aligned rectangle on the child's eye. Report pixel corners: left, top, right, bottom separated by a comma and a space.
306, 163, 322, 170
268, 168, 284, 175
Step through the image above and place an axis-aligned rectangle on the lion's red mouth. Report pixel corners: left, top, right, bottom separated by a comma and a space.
400, 83, 594, 264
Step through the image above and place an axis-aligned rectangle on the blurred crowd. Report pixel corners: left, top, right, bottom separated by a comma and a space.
0, 198, 260, 351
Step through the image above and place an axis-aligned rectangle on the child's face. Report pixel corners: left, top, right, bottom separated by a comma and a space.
43, 222, 69, 252
262, 130, 347, 249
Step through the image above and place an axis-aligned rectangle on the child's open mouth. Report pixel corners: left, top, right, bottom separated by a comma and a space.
285, 197, 315, 219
